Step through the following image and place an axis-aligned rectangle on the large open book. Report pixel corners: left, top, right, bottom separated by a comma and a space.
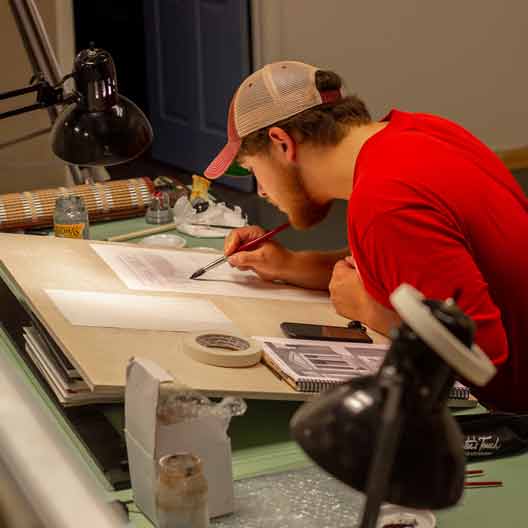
258, 337, 475, 407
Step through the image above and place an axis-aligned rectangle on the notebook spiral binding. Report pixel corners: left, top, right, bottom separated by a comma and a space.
298, 380, 470, 399
450, 381, 471, 400
297, 379, 342, 393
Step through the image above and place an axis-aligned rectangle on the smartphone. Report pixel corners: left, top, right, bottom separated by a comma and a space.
280, 322, 373, 343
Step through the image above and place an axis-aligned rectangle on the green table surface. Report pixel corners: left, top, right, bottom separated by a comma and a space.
90, 217, 226, 251
1, 217, 526, 527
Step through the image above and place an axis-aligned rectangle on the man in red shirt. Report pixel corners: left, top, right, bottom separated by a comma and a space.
204, 61, 528, 412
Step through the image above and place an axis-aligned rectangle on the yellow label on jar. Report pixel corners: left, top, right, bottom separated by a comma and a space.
54, 223, 85, 239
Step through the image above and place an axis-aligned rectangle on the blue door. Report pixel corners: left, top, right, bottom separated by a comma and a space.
144, 0, 251, 174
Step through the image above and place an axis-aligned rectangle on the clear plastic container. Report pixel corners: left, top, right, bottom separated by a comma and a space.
53, 194, 90, 239
156, 453, 209, 528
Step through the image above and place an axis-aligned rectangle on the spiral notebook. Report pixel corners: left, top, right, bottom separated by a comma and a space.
258, 337, 475, 406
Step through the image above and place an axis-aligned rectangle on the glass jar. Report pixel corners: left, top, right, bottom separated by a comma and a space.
156, 453, 209, 528
53, 194, 90, 239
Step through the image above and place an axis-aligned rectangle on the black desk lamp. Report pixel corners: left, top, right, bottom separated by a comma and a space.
291, 284, 497, 528
1, 45, 153, 167
2, 0, 153, 181
51, 46, 153, 167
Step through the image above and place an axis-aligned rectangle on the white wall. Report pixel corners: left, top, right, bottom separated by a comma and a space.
252, 0, 527, 151
0, 0, 75, 193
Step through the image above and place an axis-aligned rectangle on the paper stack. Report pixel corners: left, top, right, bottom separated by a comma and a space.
23, 324, 119, 406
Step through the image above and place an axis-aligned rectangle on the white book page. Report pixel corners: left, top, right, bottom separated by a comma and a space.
45, 289, 236, 333
90, 244, 330, 303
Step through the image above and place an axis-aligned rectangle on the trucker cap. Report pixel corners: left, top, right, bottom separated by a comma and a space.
204, 61, 344, 179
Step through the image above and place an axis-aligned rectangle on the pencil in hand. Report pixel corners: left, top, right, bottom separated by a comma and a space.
189, 222, 290, 279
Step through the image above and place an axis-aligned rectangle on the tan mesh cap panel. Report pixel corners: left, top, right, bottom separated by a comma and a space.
204, 60, 344, 179
234, 61, 322, 138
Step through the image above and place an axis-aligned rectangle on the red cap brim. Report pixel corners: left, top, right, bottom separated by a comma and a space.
204, 138, 241, 179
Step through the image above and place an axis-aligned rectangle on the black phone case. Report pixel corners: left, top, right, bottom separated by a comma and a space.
280, 322, 372, 343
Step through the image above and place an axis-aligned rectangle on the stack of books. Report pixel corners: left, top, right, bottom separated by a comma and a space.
22, 320, 119, 406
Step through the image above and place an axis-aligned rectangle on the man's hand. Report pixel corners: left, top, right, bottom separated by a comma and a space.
224, 225, 294, 282
225, 226, 348, 290
329, 257, 370, 319
329, 256, 400, 335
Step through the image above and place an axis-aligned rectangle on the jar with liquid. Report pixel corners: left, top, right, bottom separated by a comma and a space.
156, 453, 209, 528
53, 194, 90, 239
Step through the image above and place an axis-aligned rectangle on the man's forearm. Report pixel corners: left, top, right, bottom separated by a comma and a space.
281, 248, 349, 290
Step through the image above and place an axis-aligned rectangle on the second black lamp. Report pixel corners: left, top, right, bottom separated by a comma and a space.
291, 284, 497, 528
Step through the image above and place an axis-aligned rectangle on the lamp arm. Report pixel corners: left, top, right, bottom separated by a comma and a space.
360, 366, 404, 528
0, 82, 41, 101
0, 77, 68, 121
9, 0, 87, 184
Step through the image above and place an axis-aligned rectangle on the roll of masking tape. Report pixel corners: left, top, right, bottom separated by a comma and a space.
183, 332, 262, 368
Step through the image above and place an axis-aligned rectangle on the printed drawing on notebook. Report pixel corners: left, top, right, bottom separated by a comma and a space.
90, 244, 329, 303
260, 339, 387, 391
256, 337, 473, 405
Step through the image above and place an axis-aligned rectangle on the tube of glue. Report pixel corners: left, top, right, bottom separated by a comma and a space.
190, 174, 211, 212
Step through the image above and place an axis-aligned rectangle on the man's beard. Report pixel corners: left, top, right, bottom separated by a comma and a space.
271, 167, 331, 230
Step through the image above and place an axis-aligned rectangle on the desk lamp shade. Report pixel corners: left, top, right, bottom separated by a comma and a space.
51, 47, 153, 166
291, 284, 496, 512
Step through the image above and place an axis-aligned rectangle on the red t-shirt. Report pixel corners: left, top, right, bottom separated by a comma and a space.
348, 109, 528, 412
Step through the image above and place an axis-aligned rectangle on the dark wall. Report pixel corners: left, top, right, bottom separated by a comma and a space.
512, 169, 528, 196
73, 0, 148, 115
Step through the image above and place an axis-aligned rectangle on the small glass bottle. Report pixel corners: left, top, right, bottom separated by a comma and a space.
156, 453, 209, 528
53, 194, 90, 239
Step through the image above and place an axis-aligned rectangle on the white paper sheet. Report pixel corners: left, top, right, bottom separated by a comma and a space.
90, 244, 330, 303
45, 289, 236, 333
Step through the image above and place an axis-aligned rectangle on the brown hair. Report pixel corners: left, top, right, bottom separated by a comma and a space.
238, 70, 371, 159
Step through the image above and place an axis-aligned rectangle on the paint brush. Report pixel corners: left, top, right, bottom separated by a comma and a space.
188, 222, 242, 229
465, 469, 484, 477
464, 481, 503, 488
189, 222, 290, 279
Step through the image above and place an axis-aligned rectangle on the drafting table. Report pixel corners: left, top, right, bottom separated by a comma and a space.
0, 217, 525, 527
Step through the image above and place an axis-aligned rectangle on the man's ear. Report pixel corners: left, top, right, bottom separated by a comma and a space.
268, 127, 296, 163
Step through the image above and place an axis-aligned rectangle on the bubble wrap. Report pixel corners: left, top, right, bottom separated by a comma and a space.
212, 465, 364, 528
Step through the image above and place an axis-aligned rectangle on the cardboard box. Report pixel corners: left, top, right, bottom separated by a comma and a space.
125, 358, 234, 524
